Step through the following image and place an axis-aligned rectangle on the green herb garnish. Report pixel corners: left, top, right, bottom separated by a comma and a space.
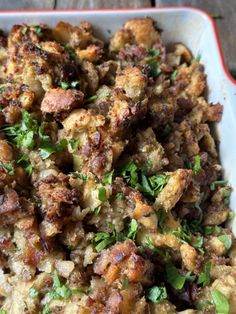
93, 219, 139, 252
147, 48, 160, 57
29, 287, 38, 298
165, 263, 187, 290
211, 289, 229, 314
85, 95, 98, 103
210, 180, 228, 191
147, 59, 161, 77
197, 261, 212, 287
102, 170, 114, 185
218, 235, 232, 251
33, 25, 42, 34
121, 277, 129, 290
1, 162, 14, 176
171, 70, 177, 81
146, 286, 167, 303
68, 138, 80, 152
22, 26, 29, 35
118, 161, 169, 200
98, 186, 107, 202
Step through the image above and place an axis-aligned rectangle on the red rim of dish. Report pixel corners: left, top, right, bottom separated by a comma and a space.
0, 6, 235, 85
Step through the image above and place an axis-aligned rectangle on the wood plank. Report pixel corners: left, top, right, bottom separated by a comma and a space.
155, 0, 236, 78
0, 0, 55, 9
55, 0, 151, 9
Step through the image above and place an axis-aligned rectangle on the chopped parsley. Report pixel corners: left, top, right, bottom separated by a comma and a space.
192, 155, 201, 174
211, 289, 229, 314
29, 287, 38, 298
115, 192, 124, 200
147, 58, 161, 77
41, 304, 51, 314
146, 286, 167, 303
118, 161, 169, 200
2, 111, 69, 161
228, 211, 235, 220
102, 170, 114, 185
93, 231, 116, 252
121, 276, 129, 290
98, 186, 107, 202
126, 219, 139, 240
85, 95, 98, 103
165, 263, 188, 290
204, 225, 221, 236
193, 53, 201, 62
197, 261, 211, 287
172, 225, 192, 244
94, 205, 102, 215
60, 81, 70, 90
156, 208, 166, 232
39, 139, 68, 160
62, 44, 77, 59
33, 25, 42, 34
60, 80, 80, 90
196, 300, 213, 310
1, 162, 14, 176
68, 138, 80, 152
223, 189, 231, 205
185, 155, 201, 174
147, 48, 160, 57
218, 235, 232, 252
93, 219, 139, 252
170, 70, 177, 81
210, 179, 228, 191
144, 237, 159, 253
22, 26, 29, 35
48, 271, 85, 301
3, 111, 38, 149
192, 236, 204, 254
17, 154, 33, 175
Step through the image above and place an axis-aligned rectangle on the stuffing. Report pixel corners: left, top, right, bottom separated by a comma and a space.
115, 66, 147, 101
0, 17, 232, 313
41, 87, 84, 116
123, 17, 161, 48
154, 169, 192, 211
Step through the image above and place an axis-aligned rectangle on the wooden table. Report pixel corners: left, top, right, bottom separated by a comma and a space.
0, 0, 235, 79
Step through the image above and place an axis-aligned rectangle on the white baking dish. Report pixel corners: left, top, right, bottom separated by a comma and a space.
0, 7, 235, 231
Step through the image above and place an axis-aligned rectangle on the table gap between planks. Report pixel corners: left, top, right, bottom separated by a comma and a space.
0, 0, 235, 78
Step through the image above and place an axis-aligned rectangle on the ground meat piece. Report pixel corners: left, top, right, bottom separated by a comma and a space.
35, 173, 78, 222
94, 240, 154, 287
0, 140, 14, 162
108, 89, 148, 136
41, 87, 84, 116
0, 189, 34, 226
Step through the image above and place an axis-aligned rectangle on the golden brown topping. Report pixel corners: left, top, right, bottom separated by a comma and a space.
41, 88, 84, 116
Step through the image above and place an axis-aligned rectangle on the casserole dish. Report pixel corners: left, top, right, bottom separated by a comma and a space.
2, 9, 235, 313
0, 7, 236, 223
0, 7, 235, 226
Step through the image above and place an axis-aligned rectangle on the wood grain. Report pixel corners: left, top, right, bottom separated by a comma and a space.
0, 0, 55, 9
55, 0, 151, 9
155, 0, 236, 78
